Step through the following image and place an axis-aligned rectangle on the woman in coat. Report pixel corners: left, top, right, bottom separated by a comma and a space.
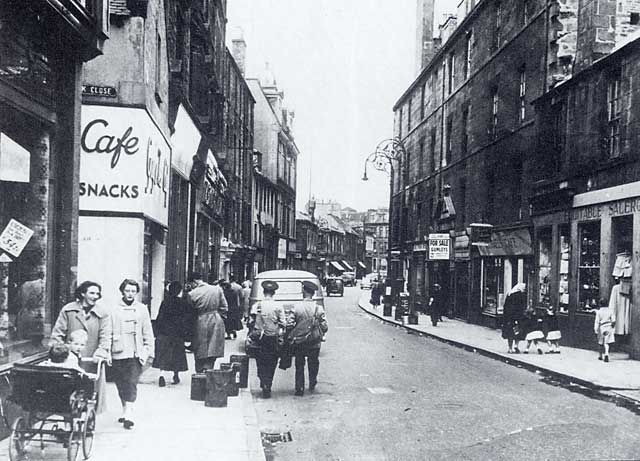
370, 282, 381, 308
502, 283, 527, 353
152, 281, 189, 386
187, 273, 228, 372
428, 284, 443, 326
51, 280, 112, 413
222, 280, 243, 339
110, 279, 154, 429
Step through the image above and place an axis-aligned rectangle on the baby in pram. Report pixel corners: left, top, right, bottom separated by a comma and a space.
41, 330, 97, 378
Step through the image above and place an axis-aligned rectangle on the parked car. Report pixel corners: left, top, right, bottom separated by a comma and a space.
249, 270, 325, 314
325, 277, 344, 297
341, 271, 356, 287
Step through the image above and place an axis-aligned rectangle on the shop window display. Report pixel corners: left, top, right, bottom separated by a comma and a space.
578, 221, 600, 311
558, 226, 570, 313
483, 258, 503, 315
0, 132, 50, 364
537, 229, 552, 308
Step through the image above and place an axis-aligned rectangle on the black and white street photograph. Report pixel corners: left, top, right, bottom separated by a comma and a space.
2, 0, 640, 459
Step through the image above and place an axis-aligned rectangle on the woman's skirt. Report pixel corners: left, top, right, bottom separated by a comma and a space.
546, 330, 561, 341
224, 309, 244, 333
597, 328, 615, 345
152, 335, 188, 372
525, 330, 545, 341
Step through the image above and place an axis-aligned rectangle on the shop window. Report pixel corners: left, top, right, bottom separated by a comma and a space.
537, 229, 552, 308
558, 225, 570, 313
482, 258, 503, 315
578, 221, 600, 311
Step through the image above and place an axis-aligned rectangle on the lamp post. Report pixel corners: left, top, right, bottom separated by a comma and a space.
361, 137, 406, 317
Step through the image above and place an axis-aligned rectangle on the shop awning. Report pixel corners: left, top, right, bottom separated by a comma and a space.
330, 261, 345, 271
171, 105, 201, 180
476, 228, 532, 257
357, 261, 367, 269
341, 260, 354, 271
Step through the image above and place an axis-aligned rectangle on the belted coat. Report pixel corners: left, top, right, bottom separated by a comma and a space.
188, 282, 228, 360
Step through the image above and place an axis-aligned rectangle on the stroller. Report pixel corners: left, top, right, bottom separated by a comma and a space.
2, 358, 103, 461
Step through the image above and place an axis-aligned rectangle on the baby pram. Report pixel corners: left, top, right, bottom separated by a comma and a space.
2, 358, 103, 461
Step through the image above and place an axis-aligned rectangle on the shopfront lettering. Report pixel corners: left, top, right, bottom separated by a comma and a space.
80, 119, 139, 169
144, 137, 169, 205
79, 182, 139, 199
569, 197, 640, 221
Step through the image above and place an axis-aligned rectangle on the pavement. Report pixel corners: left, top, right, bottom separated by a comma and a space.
0, 330, 265, 461
358, 292, 640, 407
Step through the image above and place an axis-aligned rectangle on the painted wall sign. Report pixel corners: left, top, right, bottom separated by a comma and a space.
82, 85, 117, 98
0, 219, 34, 258
428, 233, 450, 260
569, 197, 640, 221
80, 105, 171, 226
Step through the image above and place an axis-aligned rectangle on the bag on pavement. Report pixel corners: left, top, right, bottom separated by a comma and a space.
289, 304, 322, 346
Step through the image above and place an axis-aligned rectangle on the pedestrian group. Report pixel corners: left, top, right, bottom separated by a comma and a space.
248, 279, 328, 398
47, 271, 261, 432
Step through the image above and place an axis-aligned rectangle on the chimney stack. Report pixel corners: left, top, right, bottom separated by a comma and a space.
230, 27, 247, 76
415, 0, 436, 74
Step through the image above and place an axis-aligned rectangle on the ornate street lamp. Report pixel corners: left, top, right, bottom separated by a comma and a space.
361, 137, 406, 315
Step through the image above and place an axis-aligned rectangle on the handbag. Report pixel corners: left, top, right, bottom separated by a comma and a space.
620, 279, 631, 295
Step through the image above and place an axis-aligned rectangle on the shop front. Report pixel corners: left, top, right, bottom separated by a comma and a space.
425, 234, 452, 317
533, 185, 640, 356
475, 227, 533, 328
166, 104, 201, 284
410, 242, 427, 314
78, 105, 171, 319
453, 231, 471, 320
194, 151, 225, 283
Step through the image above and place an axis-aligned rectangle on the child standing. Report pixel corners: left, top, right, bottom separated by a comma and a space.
67, 329, 89, 368
594, 298, 616, 362
544, 307, 561, 354
524, 309, 545, 354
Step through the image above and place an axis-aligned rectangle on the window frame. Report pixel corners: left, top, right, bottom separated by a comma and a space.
607, 68, 622, 159
519, 67, 527, 123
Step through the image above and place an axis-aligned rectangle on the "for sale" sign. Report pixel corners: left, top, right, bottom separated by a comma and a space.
428, 234, 450, 260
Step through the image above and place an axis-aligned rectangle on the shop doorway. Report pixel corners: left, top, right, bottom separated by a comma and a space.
454, 262, 469, 319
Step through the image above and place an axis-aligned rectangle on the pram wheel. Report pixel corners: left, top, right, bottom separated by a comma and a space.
67, 421, 81, 461
9, 417, 28, 461
82, 409, 96, 459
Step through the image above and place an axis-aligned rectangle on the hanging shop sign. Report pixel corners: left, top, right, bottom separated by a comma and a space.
469, 223, 493, 244
413, 242, 427, 252
428, 234, 450, 260
0, 219, 34, 258
278, 238, 287, 259
79, 105, 171, 226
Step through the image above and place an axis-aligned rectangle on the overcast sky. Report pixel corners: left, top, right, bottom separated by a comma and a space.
227, 1, 457, 213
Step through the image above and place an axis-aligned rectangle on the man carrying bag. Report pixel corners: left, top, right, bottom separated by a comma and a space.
287, 281, 328, 397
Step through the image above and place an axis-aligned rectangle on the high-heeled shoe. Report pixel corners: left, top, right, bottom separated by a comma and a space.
173, 375, 180, 385
123, 419, 135, 429
159, 376, 166, 387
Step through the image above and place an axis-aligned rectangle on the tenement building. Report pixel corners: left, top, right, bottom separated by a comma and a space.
393, 0, 573, 324
532, 33, 640, 356
394, 0, 640, 353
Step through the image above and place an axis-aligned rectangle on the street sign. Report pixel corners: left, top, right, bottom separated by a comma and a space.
82, 85, 117, 98
0, 219, 34, 258
428, 233, 450, 260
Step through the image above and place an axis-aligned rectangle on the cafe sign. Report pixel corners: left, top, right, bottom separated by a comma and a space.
428, 233, 450, 260
79, 105, 171, 226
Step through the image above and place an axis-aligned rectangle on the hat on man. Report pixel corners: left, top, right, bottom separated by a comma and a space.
302, 280, 318, 294
261, 280, 279, 292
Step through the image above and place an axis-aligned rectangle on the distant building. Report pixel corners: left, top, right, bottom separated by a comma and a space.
247, 64, 298, 271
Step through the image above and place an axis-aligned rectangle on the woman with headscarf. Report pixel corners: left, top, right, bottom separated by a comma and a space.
502, 283, 527, 353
